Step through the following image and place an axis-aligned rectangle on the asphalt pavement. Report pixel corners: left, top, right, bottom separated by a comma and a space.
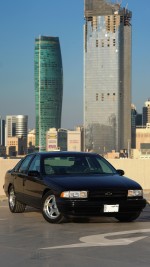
0, 200, 150, 267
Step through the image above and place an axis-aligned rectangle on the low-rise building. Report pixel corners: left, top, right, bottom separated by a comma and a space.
136, 123, 150, 158
46, 127, 82, 152
0, 145, 6, 157
27, 129, 36, 153
6, 136, 27, 156
46, 128, 59, 151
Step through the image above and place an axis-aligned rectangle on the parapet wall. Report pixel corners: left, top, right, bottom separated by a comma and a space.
0, 159, 20, 196
108, 159, 150, 190
0, 159, 150, 199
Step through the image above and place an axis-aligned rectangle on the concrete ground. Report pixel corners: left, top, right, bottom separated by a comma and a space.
0, 201, 150, 267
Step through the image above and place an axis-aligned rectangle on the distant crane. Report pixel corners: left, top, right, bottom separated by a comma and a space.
125, 3, 128, 10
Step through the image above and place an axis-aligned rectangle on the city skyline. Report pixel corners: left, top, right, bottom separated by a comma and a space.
0, 0, 150, 129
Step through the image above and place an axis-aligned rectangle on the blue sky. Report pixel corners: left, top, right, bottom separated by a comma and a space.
0, 0, 150, 129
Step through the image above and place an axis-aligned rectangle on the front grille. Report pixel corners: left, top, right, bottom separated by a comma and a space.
89, 189, 127, 201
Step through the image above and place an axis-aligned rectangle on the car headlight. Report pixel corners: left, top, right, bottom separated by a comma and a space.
128, 190, 143, 197
60, 191, 88, 198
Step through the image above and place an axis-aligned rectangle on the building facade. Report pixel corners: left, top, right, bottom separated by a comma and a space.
143, 99, 150, 126
84, 0, 132, 154
131, 104, 137, 149
46, 128, 82, 152
6, 115, 28, 155
27, 129, 36, 153
6, 116, 16, 139
34, 36, 63, 151
0, 116, 5, 146
136, 123, 150, 158
136, 113, 142, 127
46, 128, 58, 151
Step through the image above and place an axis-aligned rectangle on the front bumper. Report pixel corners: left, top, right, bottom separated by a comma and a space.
56, 198, 147, 217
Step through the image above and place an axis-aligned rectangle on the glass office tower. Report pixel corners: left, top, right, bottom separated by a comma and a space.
84, 0, 132, 154
143, 99, 150, 126
34, 36, 63, 151
6, 115, 28, 138
6, 115, 28, 155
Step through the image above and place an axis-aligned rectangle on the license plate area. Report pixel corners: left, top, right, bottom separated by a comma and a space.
104, 204, 119, 213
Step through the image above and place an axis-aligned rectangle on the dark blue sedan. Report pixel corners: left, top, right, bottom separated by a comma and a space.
3, 151, 146, 223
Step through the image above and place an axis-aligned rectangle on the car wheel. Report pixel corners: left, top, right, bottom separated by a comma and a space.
115, 212, 141, 222
8, 186, 26, 213
42, 192, 64, 223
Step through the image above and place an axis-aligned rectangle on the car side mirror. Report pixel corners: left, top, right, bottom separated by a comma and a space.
117, 169, 125, 176
28, 170, 40, 177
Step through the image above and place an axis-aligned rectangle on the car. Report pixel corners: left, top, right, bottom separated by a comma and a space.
3, 151, 146, 223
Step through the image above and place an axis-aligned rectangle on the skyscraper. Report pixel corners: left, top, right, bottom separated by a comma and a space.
0, 116, 5, 146
143, 99, 150, 126
131, 104, 137, 149
15, 115, 28, 139
6, 115, 28, 139
84, 0, 132, 154
34, 36, 63, 151
6, 115, 28, 155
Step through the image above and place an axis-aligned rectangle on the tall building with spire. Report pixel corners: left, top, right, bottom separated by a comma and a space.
84, 0, 132, 154
34, 36, 63, 151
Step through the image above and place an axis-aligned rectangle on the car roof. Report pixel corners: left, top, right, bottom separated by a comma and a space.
28, 151, 100, 157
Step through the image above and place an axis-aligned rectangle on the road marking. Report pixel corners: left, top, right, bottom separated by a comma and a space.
40, 229, 150, 250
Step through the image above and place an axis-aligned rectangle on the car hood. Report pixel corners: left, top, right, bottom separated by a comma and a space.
46, 174, 142, 191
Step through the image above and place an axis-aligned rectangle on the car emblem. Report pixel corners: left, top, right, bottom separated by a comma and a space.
105, 192, 112, 196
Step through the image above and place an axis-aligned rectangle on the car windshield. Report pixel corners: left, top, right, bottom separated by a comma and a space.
42, 155, 117, 175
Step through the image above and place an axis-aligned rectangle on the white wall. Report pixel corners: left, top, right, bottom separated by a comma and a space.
0, 159, 20, 196
108, 159, 150, 190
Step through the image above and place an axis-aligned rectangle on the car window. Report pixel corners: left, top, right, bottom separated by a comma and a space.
96, 156, 116, 174
43, 156, 87, 175
44, 157, 75, 167
86, 156, 102, 171
28, 155, 40, 172
18, 154, 35, 174
13, 158, 24, 172
43, 155, 116, 175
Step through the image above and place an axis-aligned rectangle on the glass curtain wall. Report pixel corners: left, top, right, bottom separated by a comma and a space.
34, 36, 63, 151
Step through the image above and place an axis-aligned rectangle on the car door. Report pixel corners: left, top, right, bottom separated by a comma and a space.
23, 155, 45, 208
14, 154, 35, 203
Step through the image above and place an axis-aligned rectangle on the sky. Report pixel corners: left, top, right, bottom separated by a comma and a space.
0, 0, 150, 130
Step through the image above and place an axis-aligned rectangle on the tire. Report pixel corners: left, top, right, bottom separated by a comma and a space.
115, 212, 141, 222
8, 186, 26, 213
42, 191, 64, 223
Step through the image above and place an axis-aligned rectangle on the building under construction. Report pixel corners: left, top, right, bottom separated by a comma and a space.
84, 0, 132, 154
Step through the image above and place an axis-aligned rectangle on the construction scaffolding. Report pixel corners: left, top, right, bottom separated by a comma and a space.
84, 0, 131, 17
